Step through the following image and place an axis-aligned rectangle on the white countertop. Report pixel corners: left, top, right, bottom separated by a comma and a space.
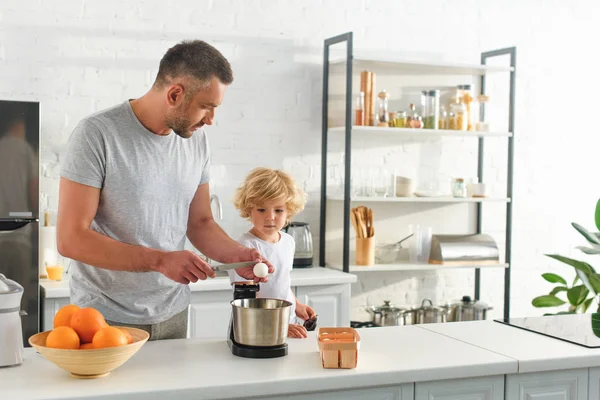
3, 325, 517, 400
40, 267, 357, 298
421, 320, 600, 373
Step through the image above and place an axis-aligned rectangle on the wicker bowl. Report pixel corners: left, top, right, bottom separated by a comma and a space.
28, 327, 149, 379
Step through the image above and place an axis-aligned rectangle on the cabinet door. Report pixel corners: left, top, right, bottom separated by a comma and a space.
41, 297, 71, 331
589, 367, 600, 400
415, 376, 503, 400
505, 369, 588, 400
295, 284, 350, 327
189, 291, 232, 339
263, 384, 414, 400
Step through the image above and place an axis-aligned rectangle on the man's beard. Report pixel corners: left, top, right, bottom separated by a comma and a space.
165, 113, 196, 139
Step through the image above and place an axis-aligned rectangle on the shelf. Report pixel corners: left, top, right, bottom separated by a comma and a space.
327, 262, 509, 272
328, 126, 513, 138
330, 56, 514, 75
327, 196, 511, 203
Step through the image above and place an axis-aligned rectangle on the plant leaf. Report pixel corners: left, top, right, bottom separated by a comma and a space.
532, 295, 567, 307
545, 254, 597, 293
573, 275, 580, 286
589, 274, 600, 294
582, 298, 595, 313
572, 222, 600, 247
567, 285, 589, 306
555, 311, 576, 315
595, 199, 600, 232
542, 273, 567, 285
593, 313, 600, 337
549, 286, 568, 296
576, 246, 600, 255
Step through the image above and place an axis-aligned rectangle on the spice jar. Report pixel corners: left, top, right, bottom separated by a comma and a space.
450, 102, 467, 131
395, 111, 407, 129
407, 103, 423, 129
355, 92, 365, 126
452, 178, 467, 198
388, 112, 397, 127
456, 85, 474, 130
421, 90, 440, 130
377, 90, 390, 127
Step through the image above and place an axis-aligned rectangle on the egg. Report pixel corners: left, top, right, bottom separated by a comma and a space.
253, 262, 269, 278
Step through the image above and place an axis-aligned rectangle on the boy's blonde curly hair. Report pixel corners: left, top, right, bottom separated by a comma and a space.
234, 167, 306, 224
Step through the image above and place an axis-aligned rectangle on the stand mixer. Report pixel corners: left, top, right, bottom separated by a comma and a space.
227, 282, 291, 359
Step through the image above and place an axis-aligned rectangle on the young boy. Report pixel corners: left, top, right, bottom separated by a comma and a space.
230, 167, 316, 338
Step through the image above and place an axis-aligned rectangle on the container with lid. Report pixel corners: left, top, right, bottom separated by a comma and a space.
365, 300, 408, 326
413, 298, 447, 324
421, 90, 440, 130
377, 90, 390, 127
447, 295, 493, 322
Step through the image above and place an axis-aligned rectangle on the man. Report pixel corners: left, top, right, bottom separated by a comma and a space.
57, 40, 273, 340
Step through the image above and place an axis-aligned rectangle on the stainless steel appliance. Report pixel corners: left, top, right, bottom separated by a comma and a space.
496, 313, 600, 348
227, 282, 291, 358
0, 100, 40, 345
284, 222, 313, 268
0, 274, 24, 366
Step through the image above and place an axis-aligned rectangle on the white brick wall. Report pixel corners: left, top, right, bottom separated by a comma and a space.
2, 0, 600, 321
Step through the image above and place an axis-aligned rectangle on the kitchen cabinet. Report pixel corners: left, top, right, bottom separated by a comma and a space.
188, 290, 232, 339
41, 296, 71, 332
263, 384, 414, 400
505, 369, 588, 400
589, 368, 600, 399
295, 283, 350, 327
415, 376, 504, 400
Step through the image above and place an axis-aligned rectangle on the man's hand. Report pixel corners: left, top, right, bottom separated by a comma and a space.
156, 250, 216, 284
234, 247, 275, 283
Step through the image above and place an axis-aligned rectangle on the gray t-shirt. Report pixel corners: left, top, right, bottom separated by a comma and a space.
60, 101, 210, 324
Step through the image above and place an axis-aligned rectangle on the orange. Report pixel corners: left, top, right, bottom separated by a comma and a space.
70, 307, 108, 343
79, 343, 95, 350
92, 326, 128, 349
53, 304, 80, 329
46, 326, 80, 350
119, 328, 133, 344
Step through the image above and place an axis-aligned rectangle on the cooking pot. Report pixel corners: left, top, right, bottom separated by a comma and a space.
413, 298, 447, 324
447, 296, 493, 322
231, 298, 292, 346
366, 300, 408, 326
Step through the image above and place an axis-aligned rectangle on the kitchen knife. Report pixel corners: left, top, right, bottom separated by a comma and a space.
212, 261, 256, 272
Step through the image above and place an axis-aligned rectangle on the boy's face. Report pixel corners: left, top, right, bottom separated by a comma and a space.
249, 198, 288, 239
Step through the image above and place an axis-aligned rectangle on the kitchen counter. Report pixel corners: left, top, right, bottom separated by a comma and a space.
3, 324, 517, 400
421, 320, 600, 373
40, 266, 357, 299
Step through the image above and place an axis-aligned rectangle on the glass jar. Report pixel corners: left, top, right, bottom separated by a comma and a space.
474, 94, 490, 131
452, 178, 467, 198
438, 106, 448, 130
421, 90, 440, 130
395, 111, 407, 129
377, 90, 390, 127
407, 103, 423, 129
456, 84, 474, 130
355, 92, 365, 126
450, 102, 467, 131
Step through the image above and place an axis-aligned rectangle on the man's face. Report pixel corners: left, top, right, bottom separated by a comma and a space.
165, 76, 227, 138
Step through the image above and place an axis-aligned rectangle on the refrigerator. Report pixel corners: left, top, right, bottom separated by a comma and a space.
0, 100, 40, 344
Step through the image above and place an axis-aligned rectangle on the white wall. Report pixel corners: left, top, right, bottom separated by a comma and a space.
2, 0, 599, 321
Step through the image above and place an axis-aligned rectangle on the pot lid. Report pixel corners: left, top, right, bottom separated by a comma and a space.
415, 298, 446, 312
0, 274, 23, 295
369, 300, 405, 313
450, 295, 491, 310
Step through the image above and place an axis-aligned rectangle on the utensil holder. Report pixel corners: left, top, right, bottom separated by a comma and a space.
356, 237, 375, 266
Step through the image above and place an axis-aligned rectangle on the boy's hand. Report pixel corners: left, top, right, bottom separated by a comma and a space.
288, 323, 308, 338
295, 303, 316, 320
234, 247, 275, 283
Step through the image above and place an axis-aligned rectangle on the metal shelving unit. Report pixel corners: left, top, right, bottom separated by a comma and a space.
319, 32, 517, 319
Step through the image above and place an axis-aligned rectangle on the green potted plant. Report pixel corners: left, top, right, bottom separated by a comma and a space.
532, 199, 600, 314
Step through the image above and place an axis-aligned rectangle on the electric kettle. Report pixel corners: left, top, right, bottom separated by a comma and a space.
284, 222, 313, 268
0, 273, 24, 367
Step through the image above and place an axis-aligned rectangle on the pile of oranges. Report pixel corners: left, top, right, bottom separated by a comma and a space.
46, 304, 133, 350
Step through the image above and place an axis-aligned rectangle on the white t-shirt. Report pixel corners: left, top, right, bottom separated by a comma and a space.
229, 231, 296, 323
